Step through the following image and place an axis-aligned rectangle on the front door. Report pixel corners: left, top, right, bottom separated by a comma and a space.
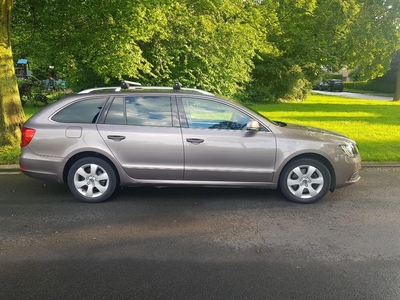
179, 97, 276, 182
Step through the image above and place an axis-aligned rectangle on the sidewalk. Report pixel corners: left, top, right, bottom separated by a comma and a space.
0, 164, 21, 174
313, 90, 393, 101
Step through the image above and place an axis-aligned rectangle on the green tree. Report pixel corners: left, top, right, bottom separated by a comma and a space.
243, 0, 355, 103
246, 0, 400, 103
341, 0, 400, 101
136, 0, 269, 95
342, 1, 400, 79
12, 0, 156, 90
12, 0, 269, 95
11, 0, 399, 102
0, 0, 25, 148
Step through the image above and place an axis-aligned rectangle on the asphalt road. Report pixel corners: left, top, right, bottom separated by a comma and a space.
1, 168, 400, 300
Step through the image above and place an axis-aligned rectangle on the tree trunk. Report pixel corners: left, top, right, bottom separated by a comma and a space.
394, 57, 400, 101
0, 0, 25, 147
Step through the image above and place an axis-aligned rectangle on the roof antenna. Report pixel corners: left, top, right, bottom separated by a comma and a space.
173, 81, 182, 90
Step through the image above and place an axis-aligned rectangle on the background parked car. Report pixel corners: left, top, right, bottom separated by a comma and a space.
328, 79, 344, 92
313, 81, 330, 91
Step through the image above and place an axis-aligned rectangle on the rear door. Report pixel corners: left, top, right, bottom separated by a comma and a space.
97, 95, 184, 180
178, 97, 276, 182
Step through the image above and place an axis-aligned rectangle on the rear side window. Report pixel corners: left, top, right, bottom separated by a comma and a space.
52, 98, 107, 123
104, 96, 172, 127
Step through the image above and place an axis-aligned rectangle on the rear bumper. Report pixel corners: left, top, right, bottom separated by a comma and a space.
19, 150, 63, 183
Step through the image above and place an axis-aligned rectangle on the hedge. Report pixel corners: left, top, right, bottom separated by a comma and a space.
344, 81, 395, 94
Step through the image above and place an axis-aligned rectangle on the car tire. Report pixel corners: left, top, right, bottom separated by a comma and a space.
279, 158, 331, 204
67, 157, 117, 203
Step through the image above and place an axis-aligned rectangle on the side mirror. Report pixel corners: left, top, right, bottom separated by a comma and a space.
246, 119, 260, 131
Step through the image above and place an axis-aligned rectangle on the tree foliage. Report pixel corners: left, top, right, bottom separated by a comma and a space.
12, 0, 270, 95
13, 0, 158, 89
244, 0, 400, 102
342, 0, 400, 80
136, 0, 270, 95
10, 0, 400, 101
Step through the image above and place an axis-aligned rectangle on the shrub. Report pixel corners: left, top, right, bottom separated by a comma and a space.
238, 55, 311, 104
344, 80, 395, 94
17, 77, 43, 105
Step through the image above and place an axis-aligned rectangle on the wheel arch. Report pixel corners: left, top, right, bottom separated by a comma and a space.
62, 151, 121, 185
278, 153, 336, 192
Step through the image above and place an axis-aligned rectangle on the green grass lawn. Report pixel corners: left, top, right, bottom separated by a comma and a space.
23, 106, 42, 120
1, 94, 399, 164
252, 94, 400, 162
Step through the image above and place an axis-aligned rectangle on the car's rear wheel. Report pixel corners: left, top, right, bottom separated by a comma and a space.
279, 158, 331, 204
67, 157, 117, 203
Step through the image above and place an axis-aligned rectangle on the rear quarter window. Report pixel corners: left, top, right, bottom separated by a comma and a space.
52, 97, 107, 123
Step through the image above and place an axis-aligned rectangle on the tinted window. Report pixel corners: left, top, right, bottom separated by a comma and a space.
52, 98, 107, 123
126, 96, 172, 127
181, 98, 249, 130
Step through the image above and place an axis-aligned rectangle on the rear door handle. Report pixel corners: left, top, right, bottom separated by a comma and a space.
186, 138, 204, 145
107, 135, 126, 141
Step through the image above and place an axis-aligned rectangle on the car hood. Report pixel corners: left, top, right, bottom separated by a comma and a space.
276, 122, 355, 144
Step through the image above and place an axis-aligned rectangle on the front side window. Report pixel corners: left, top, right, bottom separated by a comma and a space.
104, 96, 173, 127
52, 97, 107, 123
181, 97, 249, 130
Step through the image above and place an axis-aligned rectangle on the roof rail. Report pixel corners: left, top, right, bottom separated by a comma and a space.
78, 87, 123, 94
78, 81, 214, 96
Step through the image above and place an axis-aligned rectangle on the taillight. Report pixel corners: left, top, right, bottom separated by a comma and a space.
21, 127, 36, 147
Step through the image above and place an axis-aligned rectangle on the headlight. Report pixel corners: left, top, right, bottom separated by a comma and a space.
340, 143, 359, 158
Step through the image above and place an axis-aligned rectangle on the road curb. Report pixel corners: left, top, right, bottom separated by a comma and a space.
361, 162, 400, 168
0, 164, 20, 171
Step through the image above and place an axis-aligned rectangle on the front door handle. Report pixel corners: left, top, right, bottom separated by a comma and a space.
186, 138, 204, 145
107, 135, 126, 141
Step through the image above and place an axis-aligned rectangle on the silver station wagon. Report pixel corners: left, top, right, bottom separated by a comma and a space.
20, 81, 361, 204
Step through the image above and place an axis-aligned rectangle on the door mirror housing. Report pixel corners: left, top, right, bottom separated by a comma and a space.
246, 119, 260, 131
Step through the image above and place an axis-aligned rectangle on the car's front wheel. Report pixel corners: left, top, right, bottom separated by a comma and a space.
67, 157, 117, 203
279, 158, 331, 204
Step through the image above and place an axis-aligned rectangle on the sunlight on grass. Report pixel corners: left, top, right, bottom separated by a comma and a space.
23, 106, 42, 120
252, 94, 400, 162
258, 111, 378, 118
